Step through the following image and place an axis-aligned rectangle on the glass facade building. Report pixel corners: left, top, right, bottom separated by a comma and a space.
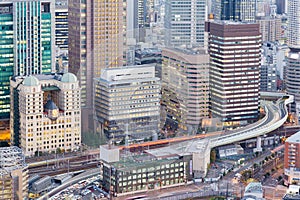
164, 0, 207, 47
212, 0, 256, 22
0, 0, 55, 122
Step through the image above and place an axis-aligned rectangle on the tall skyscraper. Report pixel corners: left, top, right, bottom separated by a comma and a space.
285, 0, 300, 116
68, 0, 124, 132
287, 0, 300, 49
212, 0, 257, 22
208, 21, 261, 126
164, 0, 207, 47
0, 0, 55, 139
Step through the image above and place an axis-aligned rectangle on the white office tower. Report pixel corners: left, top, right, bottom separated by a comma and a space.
94, 65, 161, 141
164, 0, 207, 48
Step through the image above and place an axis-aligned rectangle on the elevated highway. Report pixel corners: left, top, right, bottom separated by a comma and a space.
210, 94, 293, 148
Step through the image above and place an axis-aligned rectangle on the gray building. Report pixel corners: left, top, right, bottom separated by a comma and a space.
94, 65, 160, 141
260, 42, 278, 92
55, 0, 68, 52
164, 0, 207, 47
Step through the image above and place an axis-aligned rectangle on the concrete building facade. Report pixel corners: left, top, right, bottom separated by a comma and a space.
94, 65, 160, 140
161, 48, 210, 134
55, 0, 68, 52
260, 42, 278, 92
164, 0, 207, 47
208, 21, 261, 126
284, 131, 300, 185
10, 73, 81, 156
257, 16, 282, 42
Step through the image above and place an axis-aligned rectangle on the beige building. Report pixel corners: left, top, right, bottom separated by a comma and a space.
162, 48, 210, 134
0, 146, 28, 199
10, 73, 81, 157
68, 0, 125, 131
257, 16, 282, 42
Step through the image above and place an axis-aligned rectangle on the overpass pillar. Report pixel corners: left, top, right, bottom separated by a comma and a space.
253, 136, 262, 152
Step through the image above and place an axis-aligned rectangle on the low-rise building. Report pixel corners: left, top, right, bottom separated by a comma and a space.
284, 131, 300, 185
0, 146, 28, 199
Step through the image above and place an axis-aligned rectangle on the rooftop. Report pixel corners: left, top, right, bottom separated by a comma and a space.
0, 146, 27, 176
286, 131, 300, 143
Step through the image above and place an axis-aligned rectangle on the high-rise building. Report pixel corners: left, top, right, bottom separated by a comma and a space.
286, 0, 300, 116
284, 131, 300, 185
257, 16, 282, 42
68, 0, 124, 132
212, 0, 257, 22
0, 0, 55, 136
208, 21, 261, 126
10, 73, 81, 156
55, 0, 68, 52
164, 0, 207, 47
0, 146, 28, 199
94, 65, 160, 140
162, 48, 210, 134
287, 0, 300, 49
261, 42, 278, 92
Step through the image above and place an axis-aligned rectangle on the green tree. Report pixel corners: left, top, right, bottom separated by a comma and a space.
210, 149, 217, 163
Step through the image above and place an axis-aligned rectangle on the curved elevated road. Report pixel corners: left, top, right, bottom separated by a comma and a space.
210, 94, 294, 148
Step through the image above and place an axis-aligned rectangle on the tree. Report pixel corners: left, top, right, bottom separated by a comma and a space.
210, 149, 217, 163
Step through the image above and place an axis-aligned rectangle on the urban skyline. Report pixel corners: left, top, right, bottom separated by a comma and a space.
1, 0, 300, 199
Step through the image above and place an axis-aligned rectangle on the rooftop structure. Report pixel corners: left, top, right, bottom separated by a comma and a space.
0, 146, 28, 199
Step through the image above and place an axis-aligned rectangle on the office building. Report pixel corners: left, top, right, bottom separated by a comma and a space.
94, 65, 160, 140
257, 16, 282, 42
284, 131, 300, 185
276, 0, 286, 14
0, 0, 55, 138
162, 48, 210, 134
208, 21, 261, 126
135, 48, 162, 79
68, 0, 124, 132
0, 146, 28, 199
10, 73, 81, 156
212, 0, 257, 22
287, 0, 300, 49
164, 0, 207, 47
260, 42, 278, 92
55, 0, 68, 52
